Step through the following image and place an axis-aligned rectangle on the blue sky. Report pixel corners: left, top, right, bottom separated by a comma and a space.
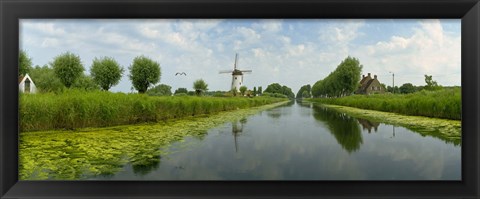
20, 19, 461, 93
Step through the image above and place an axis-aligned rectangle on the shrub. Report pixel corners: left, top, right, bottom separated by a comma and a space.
308, 88, 461, 120
20, 90, 286, 131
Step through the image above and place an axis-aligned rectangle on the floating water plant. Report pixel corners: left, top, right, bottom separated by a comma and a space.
311, 103, 461, 146
19, 101, 290, 180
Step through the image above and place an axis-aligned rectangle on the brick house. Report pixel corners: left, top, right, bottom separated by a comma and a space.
355, 73, 384, 95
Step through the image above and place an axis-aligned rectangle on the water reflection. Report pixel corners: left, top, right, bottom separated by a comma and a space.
231, 118, 247, 152
357, 118, 379, 133
265, 100, 295, 119
132, 156, 160, 175
94, 101, 460, 180
312, 105, 363, 153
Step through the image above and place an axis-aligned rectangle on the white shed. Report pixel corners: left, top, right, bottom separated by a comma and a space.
19, 74, 37, 94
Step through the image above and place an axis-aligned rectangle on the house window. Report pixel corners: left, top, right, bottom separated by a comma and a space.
235, 77, 237, 80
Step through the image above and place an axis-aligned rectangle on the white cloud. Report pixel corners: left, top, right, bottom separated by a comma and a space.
23, 22, 66, 36
356, 19, 460, 86
253, 20, 282, 33
40, 38, 60, 48
20, 19, 460, 94
321, 20, 365, 44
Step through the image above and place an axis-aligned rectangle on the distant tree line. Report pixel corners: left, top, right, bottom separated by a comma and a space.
386, 75, 444, 94
263, 83, 295, 99
296, 84, 311, 99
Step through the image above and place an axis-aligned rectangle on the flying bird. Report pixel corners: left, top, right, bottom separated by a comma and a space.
175, 72, 187, 76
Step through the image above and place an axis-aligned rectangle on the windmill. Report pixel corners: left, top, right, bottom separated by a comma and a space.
219, 53, 252, 92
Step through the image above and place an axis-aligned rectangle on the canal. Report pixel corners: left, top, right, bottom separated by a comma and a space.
96, 100, 461, 180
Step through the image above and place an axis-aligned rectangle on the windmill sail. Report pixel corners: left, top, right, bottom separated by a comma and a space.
234, 53, 238, 70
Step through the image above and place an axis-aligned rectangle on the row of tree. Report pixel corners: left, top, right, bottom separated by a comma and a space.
146, 79, 209, 96
21, 51, 161, 93
383, 75, 443, 94
311, 57, 363, 98
296, 84, 312, 98
21, 51, 217, 96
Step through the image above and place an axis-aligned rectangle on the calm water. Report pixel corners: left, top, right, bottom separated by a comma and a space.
97, 100, 461, 180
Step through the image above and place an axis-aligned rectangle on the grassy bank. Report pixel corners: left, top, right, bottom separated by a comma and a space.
20, 101, 289, 180
313, 103, 461, 145
307, 88, 461, 120
20, 90, 287, 132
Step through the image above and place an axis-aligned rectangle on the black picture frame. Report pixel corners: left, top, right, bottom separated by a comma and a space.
1, 0, 479, 198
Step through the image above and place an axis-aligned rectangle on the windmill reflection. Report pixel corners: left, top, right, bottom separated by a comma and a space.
391, 126, 396, 138
231, 118, 248, 152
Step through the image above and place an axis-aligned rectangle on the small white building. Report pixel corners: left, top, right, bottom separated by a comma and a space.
19, 74, 37, 94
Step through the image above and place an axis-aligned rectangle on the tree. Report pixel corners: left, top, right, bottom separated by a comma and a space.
19, 50, 32, 76
230, 88, 238, 96
264, 83, 295, 98
174, 88, 188, 95
51, 52, 85, 88
281, 85, 295, 98
302, 90, 311, 98
258, 86, 263, 95
129, 56, 161, 93
424, 74, 442, 91
72, 74, 100, 91
239, 86, 248, 96
380, 83, 387, 91
387, 86, 400, 94
29, 65, 65, 93
253, 86, 257, 96
90, 57, 124, 91
399, 83, 416, 94
312, 56, 362, 98
296, 84, 311, 98
193, 79, 208, 96
265, 83, 283, 94
147, 84, 172, 96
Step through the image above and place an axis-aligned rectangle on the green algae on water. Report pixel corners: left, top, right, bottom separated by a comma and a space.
312, 103, 461, 146
19, 101, 290, 180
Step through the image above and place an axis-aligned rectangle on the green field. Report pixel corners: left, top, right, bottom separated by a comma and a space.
20, 90, 287, 132
307, 88, 461, 120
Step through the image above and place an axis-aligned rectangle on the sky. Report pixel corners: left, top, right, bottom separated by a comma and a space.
20, 19, 461, 93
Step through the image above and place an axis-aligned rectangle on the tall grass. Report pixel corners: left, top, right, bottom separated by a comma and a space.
308, 88, 461, 120
20, 90, 286, 132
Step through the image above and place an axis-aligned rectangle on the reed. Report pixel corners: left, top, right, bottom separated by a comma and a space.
308, 88, 461, 120
20, 90, 286, 132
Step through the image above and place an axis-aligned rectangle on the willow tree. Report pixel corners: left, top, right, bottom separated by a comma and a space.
19, 50, 32, 76
193, 79, 208, 96
129, 56, 161, 93
91, 57, 124, 91
51, 52, 85, 88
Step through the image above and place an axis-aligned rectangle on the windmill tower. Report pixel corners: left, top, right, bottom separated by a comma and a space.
219, 53, 252, 92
